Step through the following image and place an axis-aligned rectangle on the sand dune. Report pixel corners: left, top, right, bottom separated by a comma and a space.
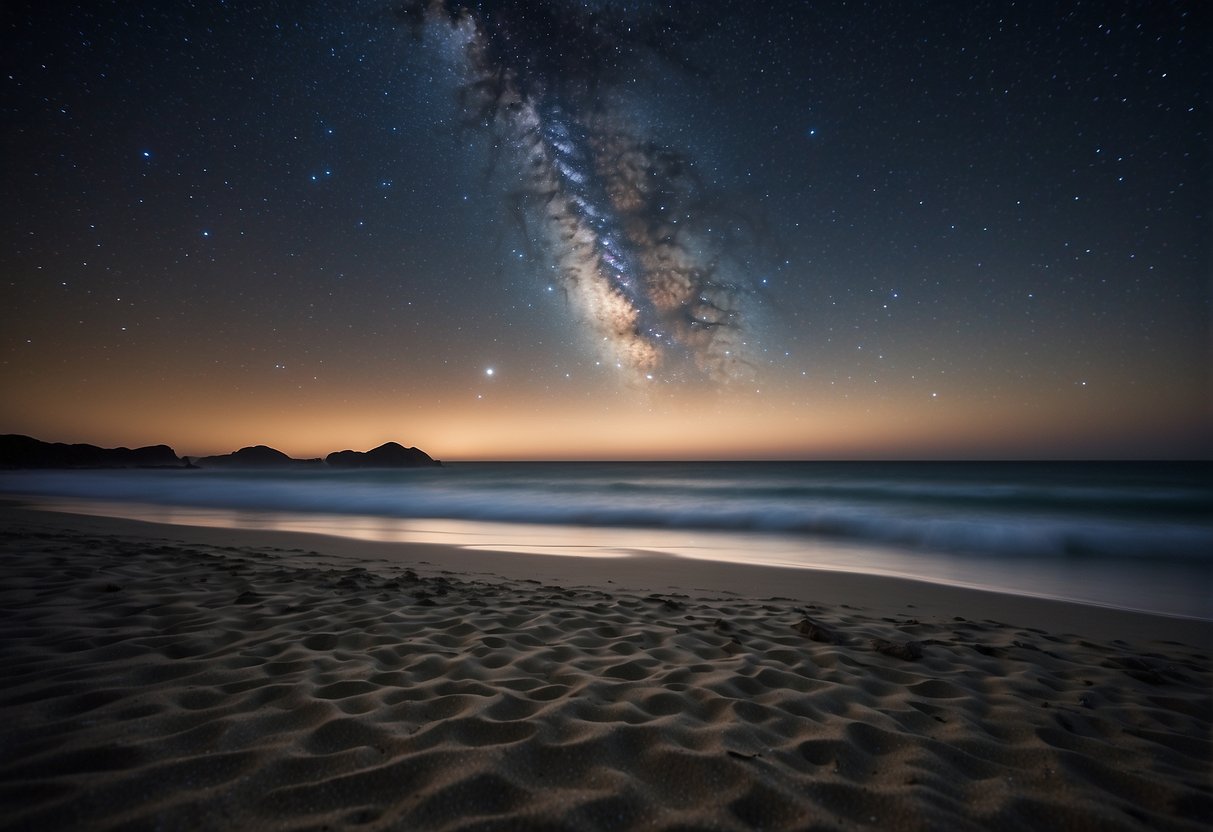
0, 515, 1209, 830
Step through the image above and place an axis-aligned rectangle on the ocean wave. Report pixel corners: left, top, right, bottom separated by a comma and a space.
3, 468, 1210, 563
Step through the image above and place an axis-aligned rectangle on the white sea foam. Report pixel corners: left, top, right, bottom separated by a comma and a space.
2, 463, 1210, 563
4, 462, 1211, 618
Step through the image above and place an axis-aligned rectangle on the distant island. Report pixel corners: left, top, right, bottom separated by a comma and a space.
0, 435, 440, 470
326, 442, 437, 468
0, 434, 186, 469
200, 441, 440, 469
196, 445, 321, 468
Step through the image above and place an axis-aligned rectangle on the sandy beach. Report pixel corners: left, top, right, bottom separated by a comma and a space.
1, 504, 1209, 831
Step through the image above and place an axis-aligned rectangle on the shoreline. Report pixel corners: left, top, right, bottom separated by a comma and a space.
3, 459, 1209, 622
2, 501, 1209, 646
1, 504, 1210, 830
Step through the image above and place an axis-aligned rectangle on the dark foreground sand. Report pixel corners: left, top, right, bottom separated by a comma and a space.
0, 505, 1209, 831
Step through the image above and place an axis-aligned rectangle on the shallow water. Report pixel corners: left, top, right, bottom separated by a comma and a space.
3, 461, 1210, 618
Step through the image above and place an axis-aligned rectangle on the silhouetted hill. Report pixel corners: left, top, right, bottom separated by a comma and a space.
0, 434, 438, 470
325, 442, 440, 468
196, 445, 321, 468
0, 434, 186, 469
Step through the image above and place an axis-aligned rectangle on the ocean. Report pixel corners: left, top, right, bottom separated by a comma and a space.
2, 461, 1210, 619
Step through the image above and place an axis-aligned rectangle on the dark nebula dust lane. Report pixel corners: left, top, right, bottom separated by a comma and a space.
401, 1, 759, 382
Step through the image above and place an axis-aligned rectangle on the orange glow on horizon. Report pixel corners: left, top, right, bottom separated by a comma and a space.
3, 368, 1207, 461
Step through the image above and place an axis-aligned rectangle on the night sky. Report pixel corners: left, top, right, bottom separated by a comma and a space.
3, 1, 1209, 460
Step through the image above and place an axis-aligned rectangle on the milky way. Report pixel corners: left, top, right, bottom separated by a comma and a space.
401, 1, 759, 382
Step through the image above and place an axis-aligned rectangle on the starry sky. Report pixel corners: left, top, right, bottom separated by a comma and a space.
2, 1, 1209, 460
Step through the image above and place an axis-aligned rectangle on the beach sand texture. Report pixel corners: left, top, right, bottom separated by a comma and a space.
1, 518, 1210, 831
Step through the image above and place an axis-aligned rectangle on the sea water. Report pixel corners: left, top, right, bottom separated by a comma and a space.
3, 461, 1210, 619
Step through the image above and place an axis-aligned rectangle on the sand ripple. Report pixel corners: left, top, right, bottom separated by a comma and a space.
0, 526, 1209, 830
